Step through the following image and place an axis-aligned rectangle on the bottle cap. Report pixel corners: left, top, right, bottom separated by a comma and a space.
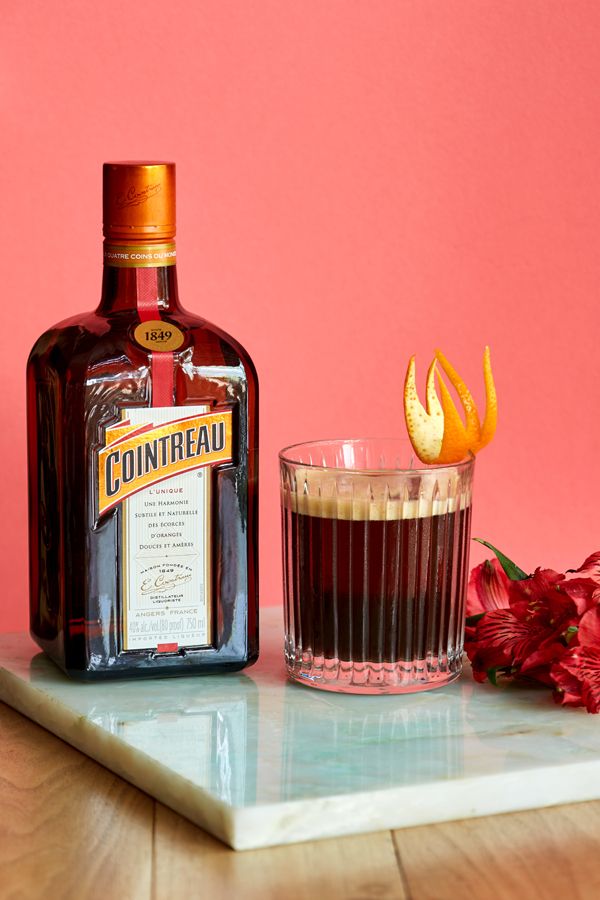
103, 161, 176, 241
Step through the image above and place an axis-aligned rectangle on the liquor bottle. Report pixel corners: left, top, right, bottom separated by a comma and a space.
27, 161, 258, 679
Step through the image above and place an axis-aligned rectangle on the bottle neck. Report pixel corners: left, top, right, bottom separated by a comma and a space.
97, 240, 181, 315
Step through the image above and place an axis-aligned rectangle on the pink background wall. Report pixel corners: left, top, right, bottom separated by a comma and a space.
2, 2, 600, 631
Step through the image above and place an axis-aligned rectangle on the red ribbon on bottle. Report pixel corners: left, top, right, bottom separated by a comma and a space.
136, 268, 174, 407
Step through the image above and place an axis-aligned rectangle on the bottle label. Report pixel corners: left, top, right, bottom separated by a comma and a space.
98, 407, 233, 515
97, 405, 233, 651
104, 242, 177, 268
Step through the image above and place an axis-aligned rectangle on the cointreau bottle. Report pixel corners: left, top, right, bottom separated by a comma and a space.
27, 161, 258, 678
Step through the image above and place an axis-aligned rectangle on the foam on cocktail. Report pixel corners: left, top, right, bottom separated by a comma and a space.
282, 467, 472, 520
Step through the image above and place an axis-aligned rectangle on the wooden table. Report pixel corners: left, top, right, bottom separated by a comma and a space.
2, 701, 600, 900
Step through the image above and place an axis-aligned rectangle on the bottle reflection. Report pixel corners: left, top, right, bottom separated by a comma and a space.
29, 654, 258, 807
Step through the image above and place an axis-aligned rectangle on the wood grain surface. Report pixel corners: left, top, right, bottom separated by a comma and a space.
394, 803, 600, 900
154, 805, 407, 900
1, 700, 600, 900
0, 703, 152, 900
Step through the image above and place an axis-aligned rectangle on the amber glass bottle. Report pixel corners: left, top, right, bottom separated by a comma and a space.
27, 161, 258, 679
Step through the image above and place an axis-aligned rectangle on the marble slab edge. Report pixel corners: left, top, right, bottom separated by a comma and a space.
3, 665, 600, 851
0, 667, 236, 847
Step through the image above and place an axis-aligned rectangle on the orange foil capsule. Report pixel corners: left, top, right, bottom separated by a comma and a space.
102, 161, 176, 242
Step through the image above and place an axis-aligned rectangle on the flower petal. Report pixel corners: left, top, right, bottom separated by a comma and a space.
464, 640, 512, 682
569, 552, 600, 586
551, 645, 600, 713
508, 570, 577, 627
559, 578, 600, 616
551, 663, 584, 707
578, 606, 600, 647
467, 558, 511, 616
579, 651, 600, 713
509, 568, 564, 606
519, 642, 569, 685
475, 609, 547, 664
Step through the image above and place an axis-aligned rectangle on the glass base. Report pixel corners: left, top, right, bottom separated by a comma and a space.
285, 652, 462, 695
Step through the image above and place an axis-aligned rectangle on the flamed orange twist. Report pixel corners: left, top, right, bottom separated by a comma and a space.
404, 347, 497, 465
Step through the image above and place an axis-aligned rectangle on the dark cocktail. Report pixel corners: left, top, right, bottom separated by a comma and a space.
280, 438, 474, 693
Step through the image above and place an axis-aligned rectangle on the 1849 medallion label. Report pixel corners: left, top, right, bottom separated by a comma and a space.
133, 320, 185, 352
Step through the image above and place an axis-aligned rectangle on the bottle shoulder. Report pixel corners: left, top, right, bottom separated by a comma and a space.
27, 311, 106, 368
27, 307, 258, 387
176, 309, 258, 383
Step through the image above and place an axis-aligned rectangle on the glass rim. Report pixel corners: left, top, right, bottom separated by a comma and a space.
278, 437, 475, 475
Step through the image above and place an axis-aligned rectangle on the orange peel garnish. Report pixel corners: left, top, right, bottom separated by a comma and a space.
403, 347, 497, 465
403, 356, 444, 463
476, 346, 497, 452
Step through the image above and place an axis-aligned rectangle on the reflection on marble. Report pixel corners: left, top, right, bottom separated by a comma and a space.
280, 684, 467, 800
2, 609, 600, 850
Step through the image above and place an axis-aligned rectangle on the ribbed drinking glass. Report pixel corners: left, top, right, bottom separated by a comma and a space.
280, 438, 475, 694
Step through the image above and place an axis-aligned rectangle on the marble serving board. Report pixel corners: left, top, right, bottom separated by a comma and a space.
1, 608, 600, 851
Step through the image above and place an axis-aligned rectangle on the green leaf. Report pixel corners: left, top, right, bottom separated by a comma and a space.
466, 613, 486, 627
473, 538, 529, 581
487, 667, 500, 686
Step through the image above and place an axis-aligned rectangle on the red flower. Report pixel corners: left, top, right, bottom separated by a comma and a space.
466, 611, 516, 682
508, 569, 578, 631
467, 558, 511, 617
551, 607, 600, 713
465, 547, 600, 712
465, 567, 579, 685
